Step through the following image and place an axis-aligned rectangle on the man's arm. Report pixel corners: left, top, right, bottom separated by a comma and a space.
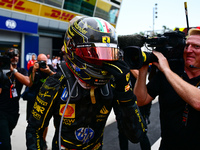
153, 51, 200, 111
14, 72, 30, 86
134, 65, 154, 106
130, 69, 139, 79
26, 74, 61, 149
28, 63, 38, 87
10, 65, 30, 86
103, 61, 147, 143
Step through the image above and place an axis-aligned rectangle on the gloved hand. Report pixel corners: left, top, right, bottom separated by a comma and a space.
103, 60, 131, 92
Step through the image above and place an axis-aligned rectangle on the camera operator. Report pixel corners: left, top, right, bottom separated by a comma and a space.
0, 48, 30, 150
134, 28, 200, 150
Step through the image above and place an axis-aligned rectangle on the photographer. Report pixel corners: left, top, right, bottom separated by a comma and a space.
28, 53, 55, 90
134, 28, 200, 150
0, 48, 29, 150
25, 53, 55, 150
26, 17, 146, 150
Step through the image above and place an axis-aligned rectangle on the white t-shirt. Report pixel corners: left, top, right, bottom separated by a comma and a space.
52, 59, 58, 69
47, 59, 52, 65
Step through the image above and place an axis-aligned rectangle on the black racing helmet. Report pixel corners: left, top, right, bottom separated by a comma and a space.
64, 16, 119, 86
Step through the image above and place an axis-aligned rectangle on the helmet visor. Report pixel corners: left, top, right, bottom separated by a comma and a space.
75, 43, 119, 61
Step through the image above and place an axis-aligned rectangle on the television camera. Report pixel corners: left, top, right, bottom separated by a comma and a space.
118, 31, 186, 69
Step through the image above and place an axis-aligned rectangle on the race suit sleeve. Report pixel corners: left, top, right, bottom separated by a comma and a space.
103, 61, 147, 143
113, 87, 147, 143
26, 73, 65, 150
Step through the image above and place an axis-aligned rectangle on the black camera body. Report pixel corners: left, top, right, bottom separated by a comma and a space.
0, 55, 11, 84
123, 31, 186, 69
0, 48, 19, 70
0, 55, 11, 70
38, 61, 47, 69
0, 48, 19, 84
145, 31, 185, 61
7, 49, 19, 59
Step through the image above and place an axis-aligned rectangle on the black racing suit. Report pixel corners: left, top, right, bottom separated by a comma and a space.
26, 65, 146, 150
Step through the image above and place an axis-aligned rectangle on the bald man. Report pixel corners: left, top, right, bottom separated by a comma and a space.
28, 54, 55, 87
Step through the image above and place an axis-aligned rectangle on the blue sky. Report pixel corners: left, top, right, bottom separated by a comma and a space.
116, 0, 199, 35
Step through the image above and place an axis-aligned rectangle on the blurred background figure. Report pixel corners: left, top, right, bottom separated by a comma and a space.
57, 56, 61, 65
52, 56, 58, 71
27, 54, 37, 70
46, 54, 52, 65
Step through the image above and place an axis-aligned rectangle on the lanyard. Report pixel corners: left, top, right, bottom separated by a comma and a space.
8, 72, 16, 98
182, 80, 200, 126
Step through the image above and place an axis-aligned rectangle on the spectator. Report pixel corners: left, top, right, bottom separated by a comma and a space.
60, 45, 66, 63
46, 54, 52, 65
0, 48, 29, 149
27, 54, 37, 70
134, 28, 200, 150
52, 56, 58, 71
57, 56, 61, 65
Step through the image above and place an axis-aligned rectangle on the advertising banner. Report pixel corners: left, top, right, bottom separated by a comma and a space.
0, 0, 78, 22
0, 15, 38, 34
24, 35, 39, 70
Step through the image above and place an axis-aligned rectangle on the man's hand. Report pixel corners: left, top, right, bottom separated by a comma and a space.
32, 62, 39, 72
152, 51, 170, 74
33, 62, 53, 75
103, 60, 131, 92
40, 65, 52, 75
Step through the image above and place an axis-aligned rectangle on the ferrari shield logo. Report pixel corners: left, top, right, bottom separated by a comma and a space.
102, 36, 110, 43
